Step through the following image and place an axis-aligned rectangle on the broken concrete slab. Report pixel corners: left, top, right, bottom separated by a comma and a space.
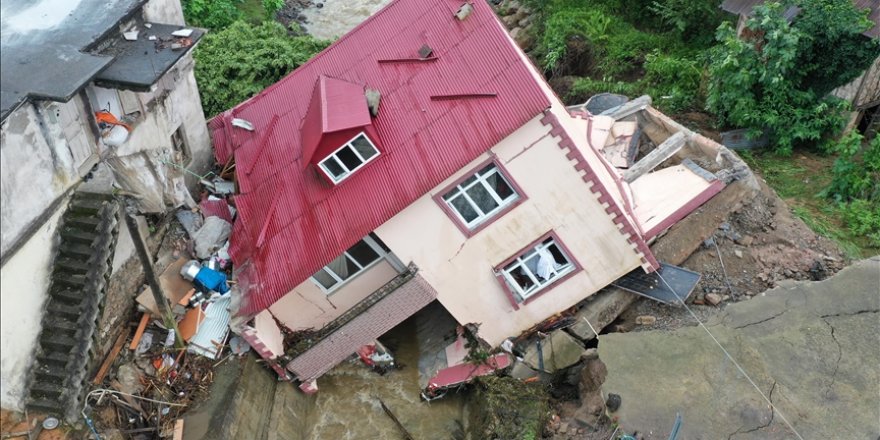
598, 257, 880, 439
176, 210, 203, 238
523, 329, 584, 373
192, 216, 231, 259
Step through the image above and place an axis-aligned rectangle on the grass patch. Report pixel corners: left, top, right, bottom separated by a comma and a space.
739, 150, 875, 258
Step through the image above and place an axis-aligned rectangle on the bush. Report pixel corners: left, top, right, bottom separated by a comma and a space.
183, 0, 242, 30
824, 132, 880, 247
650, 0, 724, 44
706, 0, 879, 154
194, 21, 330, 117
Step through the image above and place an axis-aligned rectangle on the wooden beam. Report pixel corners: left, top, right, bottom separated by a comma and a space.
600, 95, 652, 120
93, 327, 131, 385
172, 419, 185, 440
129, 312, 152, 351
623, 131, 687, 183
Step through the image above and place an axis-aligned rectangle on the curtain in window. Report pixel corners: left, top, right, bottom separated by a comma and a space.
536, 248, 562, 280
326, 254, 350, 279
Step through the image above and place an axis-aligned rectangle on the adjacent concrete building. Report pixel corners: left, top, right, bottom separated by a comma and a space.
0, 0, 210, 415
212, 0, 734, 392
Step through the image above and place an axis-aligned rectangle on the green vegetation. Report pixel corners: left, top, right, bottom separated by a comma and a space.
194, 21, 329, 117
707, 0, 879, 155
522, 0, 721, 113
739, 149, 877, 256
183, 0, 286, 30
823, 133, 880, 248
468, 376, 550, 440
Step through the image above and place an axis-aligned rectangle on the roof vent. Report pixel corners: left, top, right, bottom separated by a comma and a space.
455, 3, 473, 21
365, 88, 381, 117
418, 44, 433, 58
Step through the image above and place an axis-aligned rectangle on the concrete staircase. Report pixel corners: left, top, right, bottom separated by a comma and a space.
25, 192, 120, 421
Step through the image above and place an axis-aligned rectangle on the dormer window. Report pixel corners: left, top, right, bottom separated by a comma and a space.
318, 133, 380, 183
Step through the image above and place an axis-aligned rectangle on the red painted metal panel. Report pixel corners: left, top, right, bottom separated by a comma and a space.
209, 0, 551, 315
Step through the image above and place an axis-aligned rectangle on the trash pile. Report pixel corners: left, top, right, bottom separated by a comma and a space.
84, 174, 252, 439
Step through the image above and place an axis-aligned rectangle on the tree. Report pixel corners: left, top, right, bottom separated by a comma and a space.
194, 21, 330, 117
706, 0, 879, 154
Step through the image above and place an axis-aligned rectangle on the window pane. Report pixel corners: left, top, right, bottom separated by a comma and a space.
441, 188, 460, 202
507, 266, 535, 292
312, 268, 338, 290
347, 239, 380, 267
522, 253, 542, 279
326, 254, 359, 281
546, 243, 570, 266
321, 157, 346, 179
486, 172, 515, 201
478, 164, 495, 176
336, 146, 362, 170
460, 175, 478, 187
351, 135, 377, 161
466, 184, 499, 214
449, 195, 479, 223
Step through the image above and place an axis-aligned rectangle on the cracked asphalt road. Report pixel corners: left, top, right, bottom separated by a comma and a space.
598, 256, 880, 439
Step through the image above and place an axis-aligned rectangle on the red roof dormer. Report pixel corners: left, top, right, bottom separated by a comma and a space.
302, 75, 380, 184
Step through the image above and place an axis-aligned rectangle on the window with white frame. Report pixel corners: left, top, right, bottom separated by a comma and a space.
311, 234, 389, 293
318, 133, 379, 183
500, 237, 574, 301
441, 163, 519, 229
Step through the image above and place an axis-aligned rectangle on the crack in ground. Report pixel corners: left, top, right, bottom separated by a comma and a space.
728, 381, 776, 440
733, 309, 787, 329
819, 309, 878, 318
821, 317, 842, 395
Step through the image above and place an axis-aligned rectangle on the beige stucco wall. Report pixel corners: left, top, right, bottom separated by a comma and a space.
270, 260, 400, 330
375, 109, 643, 347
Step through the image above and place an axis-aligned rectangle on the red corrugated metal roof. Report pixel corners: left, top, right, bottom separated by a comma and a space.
286, 273, 438, 381
301, 76, 373, 164
209, 0, 550, 315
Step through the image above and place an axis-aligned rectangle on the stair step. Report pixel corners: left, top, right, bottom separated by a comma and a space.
66, 216, 102, 230
47, 317, 81, 334
29, 382, 64, 399
40, 334, 79, 353
33, 362, 69, 380
36, 351, 72, 368
46, 302, 82, 319
58, 243, 94, 258
59, 228, 97, 245
53, 274, 90, 289
69, 198, 108, 214
49, 288, 85, 305
55, 257, 91, 274
27, 398, 63, 415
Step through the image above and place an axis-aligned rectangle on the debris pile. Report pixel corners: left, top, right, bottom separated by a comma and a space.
82, 170, 250, 439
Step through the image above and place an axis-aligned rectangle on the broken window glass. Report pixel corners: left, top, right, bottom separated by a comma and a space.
501, 236, 574, 301
311, 234, 389, 294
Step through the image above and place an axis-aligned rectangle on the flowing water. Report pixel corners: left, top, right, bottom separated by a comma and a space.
301, 319, 466, 439
300, 0, 393, 41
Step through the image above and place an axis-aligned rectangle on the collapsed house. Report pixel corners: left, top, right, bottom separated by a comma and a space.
0, 0, 211, 419
209, 0, 752, 393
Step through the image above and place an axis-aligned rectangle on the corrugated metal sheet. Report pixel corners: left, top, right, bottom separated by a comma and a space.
721, 0, 879, 38
286, 273, 438, 381
209, 0, 551, 315
199, 198, 233, 223
188, 296, 232, 359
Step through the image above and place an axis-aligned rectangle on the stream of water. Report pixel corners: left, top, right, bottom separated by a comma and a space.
302, 320, 465, 439
300, 0, 393, 40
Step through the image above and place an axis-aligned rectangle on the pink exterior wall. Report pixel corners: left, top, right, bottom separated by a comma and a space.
269, 259, 400, 331
374, 109, 645, 346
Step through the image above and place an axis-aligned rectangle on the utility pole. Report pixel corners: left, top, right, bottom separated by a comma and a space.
120, 198, 184, 349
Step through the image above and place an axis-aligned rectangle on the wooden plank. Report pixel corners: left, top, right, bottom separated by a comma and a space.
622, 131, 687, 183
93, 327, 131, 385
599, 95, 652, 120
129, 312, 152, 350
172, 419, 184, 440
110, 380, 147, 418
378, 398, 414, 440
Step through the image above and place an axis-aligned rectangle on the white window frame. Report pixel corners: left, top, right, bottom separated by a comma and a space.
318, 132, 380, 184
442, 164, 520, 229
310, 235, 388, 294
500, 237, 574, 301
